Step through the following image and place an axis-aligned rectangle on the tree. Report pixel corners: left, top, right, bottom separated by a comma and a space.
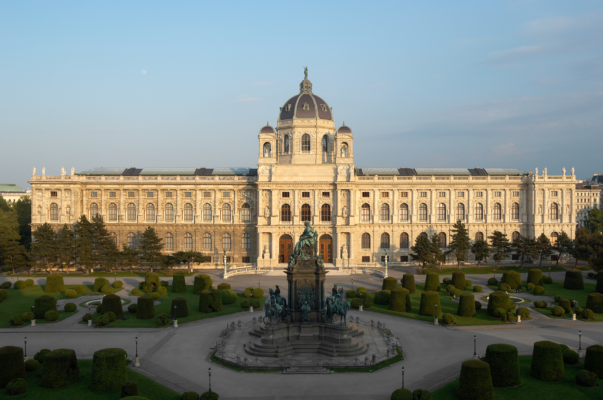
91, 215, 119, 271
471, 239, 490, 268
174, 251, 205, 274
0, 197, 10, 213
553, 231, 573, 267
584, 208, 603, 234
588, 233, 603, 272
12, 197, 32, 249
120, 245, 139, 272
488, 231, 511, 269
410, 234, 436, 271
55, 224, 75, 271
430, 234, 445, 268
448, 220, 471, 268
0, 210, 28, 273
30, 223, 58, 272
571, 228, 592, 267
511, 234, 538, 267
535, 233, 553, 267
74, 215, 94, 274
139, 227, 164, 271
161, 254, 179, 273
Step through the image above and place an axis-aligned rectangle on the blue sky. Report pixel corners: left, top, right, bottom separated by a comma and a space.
1, 1, 602, 189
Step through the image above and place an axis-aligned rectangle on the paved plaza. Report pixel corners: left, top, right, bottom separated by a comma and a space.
1, 269, 602, 400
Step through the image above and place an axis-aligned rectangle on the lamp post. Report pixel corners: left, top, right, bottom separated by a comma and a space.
114, 272, 117, 283
384, 248, 388, 278
24, 337, 27, 361
549, 266, 551, 278
135, 336, 140, 367
174, 306, 178, 327
223, 249, 227, 276
401, 366, 405, 389
258, 280, 260, 290
88, 305, 92, 326
434, 304, 439, 326
579, 330, 583, 358
352, 279, 354, 290
473, 335, 478, 359
208, 367, 212, 393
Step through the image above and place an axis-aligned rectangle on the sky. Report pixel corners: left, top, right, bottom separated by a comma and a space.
1, 1, 602, 190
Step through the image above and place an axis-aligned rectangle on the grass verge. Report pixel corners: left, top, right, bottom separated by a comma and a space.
423, 266, 566, 275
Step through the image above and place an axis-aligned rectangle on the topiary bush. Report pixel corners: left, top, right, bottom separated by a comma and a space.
475, 301, 482, 311
498, 283, 511, 292
106, 312, 117, 322
527, 283, 535, 291
500, 271, 521, 289
9, 315, 24, 326
585, 292, 603, 313
563, 269, 584, 290
64, 302, 77, 312
452, 271, 466, 291
527, 269, 543, 286
193, 274, 213, 295
487, 277, 498, 286
458, 292, 476, 317
102, 294, 124, 319
531, 341, 564, 381
457, 360, 493, 400
346, 289, 357, 298
0, 282, 11, 289
199, 290, 212, 313
0, 346, 26, 388
241, 300, 250, 308
533, 300, 546, 308
584, 344, 603, 378
160, 280, 168, 287
551, 306, 564, 317
101, 285, 114, 295
25, 359, 39, 372
131, 289, 141, 295
65, 289, 77, 299
443, 277, 451, 285
558, 298, 571, 314
442, 313, 456, 325
562, 349, 579, 365
351, 298, 362, 309
121, 381, 139, 398
576, 370, 599, 387
41, 349, 80, 388
94, 278, 110, 293
44, 274, 65, 293
363, 298, 373, 308
82, 313, 93, 322
136, 296, 155, 319
419, 291, 441, 317
382, 276, 398, 291
151, 292, 160, 300
389, 287, 409, 312
446, 284, 455, 293
517, 307, 530, 318
543, 276, 553, 284
391, 388, 413, 400
356, 290, 367, 299
156, 313, 170, 327
402, 274, 416, 293
452, 289, 462, 298
424, 274, 440, 292
485, 343, 520, 387
128, 304, 137, 313
14, 281, 27, 290
466, 280, 472, 287
473, 285, 483, 293
5, 377, 27, 395
220, 289, 237, 305
487, 291, 511, 316
95, 314, 110, 327
251, 288, 264, 298
172, 274, 187, 293
113, 280, 123, 289
145, 272, 160, 291
243, 289, 251, 298
90, 348, 128, 391
34, 295, 57, 319
412, 389, 431, 400
0, 289, 8, 300
44, 310, 59, 321
374, 290, 391, 305
181, 392, 200, 400
157, 286, 168, 296
217, 283, 231, 290
210, 289, 223, 311
74, 285, 85, 294
171, 297, 189, 318
34, 349, 51, 364
582, 308, 595, 320
596, 272, 603, 294
533, 285, 545, 295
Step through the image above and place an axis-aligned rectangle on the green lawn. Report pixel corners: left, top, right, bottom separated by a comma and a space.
362, 284, 512, 327
0, 359, 181, 399
423, 266, 566, 275
432, 355, 603, 400
80, 285, 265, 328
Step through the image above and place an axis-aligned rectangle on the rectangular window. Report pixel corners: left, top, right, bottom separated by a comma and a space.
51, 191, 58, 197
282, 192, 290, 198
511, 254, 519, 261
185, 192, 192, 198
420, 192, 427, 197
362, 192, 370, 198
165, 191, 172, 197
551, 191, 558, 197
147, 192, 154, 198
400, 192, 408, 198
322, 192, 330, 198
400, 256, 408, 262
109, 191, 116, 198
242, 256, 250, 263
438, 191, 446, 197
475, 191, 483, 197
512, 191, 519, 197
302, 192, 310, 198
222, 192, 230, 198
128, 191, 135, 198
381, 192, 389, 198
494, 191, 502, 197
362, 256, 370, 263
91, 191, 97, 197
457, 192, 464, 197
204, 192, 211, 198
204, 257, 212, 263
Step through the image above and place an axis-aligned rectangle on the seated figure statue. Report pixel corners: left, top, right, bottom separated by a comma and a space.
293, 221, 318, 256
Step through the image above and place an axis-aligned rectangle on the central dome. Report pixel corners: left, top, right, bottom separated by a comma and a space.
279, 74, 333, 121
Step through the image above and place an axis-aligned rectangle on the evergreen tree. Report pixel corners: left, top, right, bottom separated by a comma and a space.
12, 198, 31, 249
511, 234, 538, 267
74, 215, 94, 274
161, 254, 178, 273
553, 231, 573, 267
535, 233, 553, 267
410, 234, 435, 271
55, 224, 76, 271
471, 239, 490, 267
174, 251, 205, 273
488, 231, 512, 268
430, 233, 445, 268
139, 227, 164, 271
0, 209, 28, 273
31, 223, 58, 272
0, 197, 10, 213
121, 245, 139, 272
570, 228, 592, 267
448, 220, 471, 268
91, 215, 119, 270
588, 233, 603, 272
584, 208, 603, 234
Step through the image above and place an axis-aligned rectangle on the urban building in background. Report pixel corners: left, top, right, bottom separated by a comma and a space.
0, 184, 31, 204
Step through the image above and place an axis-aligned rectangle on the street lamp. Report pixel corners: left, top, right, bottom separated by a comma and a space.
383, 248, 388, 278
24, 337, 27, 360
114, 272, 117, 283
434, 304, 439, 326
208, 367, 212, 393
549, 266, 551, 278
258, 280, 260, 290
473, 335, 477, 359
579, 330, 583, 358
352, 279, 354, 290
401, 366, 405, 389
135, 336, 140, 367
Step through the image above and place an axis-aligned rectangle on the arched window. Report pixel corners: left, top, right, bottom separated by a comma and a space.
361, 233, 370, 249
512, 231, 520, 242
90, 203, 99, 219
127, 232, 136, 249
419, 203, 427, 221
438, 232, 447, 247
456, 203, 465, 221
400, 233, 409, 249
146, 203, 155, 221
165, 203, 174, 221
241, 203, 250, 222
184, 233, 193, 250
549, 203, 559, 220
109, 203, 118, 221
203, 203, 212, 221
281, 204, 291, 222
110, 232, 117, 246
492, 203, 501, 220
474, 203, 483, 221
263, 142, 271, 157
511, 202, 519, 220
222, 233, 231, 250
550, 232, 558, 246
242, 233, 250, 249
380, 203, 390, 221
341, 142, 348, 157
183, 203, 193, 221
361, 203, 371, 222
437, 203, 446, 221
127, 203, 136, 221
475, 232, 484, 242
400, 203, 409, 221
165, 233, 174, 250
221, 204, 231, 222
419, 232, 428, 239
321, 204, 331, 222
284, 135, 290, 153
381, 233, 390, 249
301, 204, 311, 222
322, 135, 329, 152
203, 233, 212, 250
302, 134, 311, 152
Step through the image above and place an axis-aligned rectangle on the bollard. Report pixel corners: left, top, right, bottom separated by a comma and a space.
250, 306, 254, 313
31, 320, 36, 327
434, 316, 439, 326
88, 319, 92, 327
174, 319, 178, 328
359, 305, 363, 312
135, 357, 140, 367
517, 315, 521, 323
572, 313, 576, 321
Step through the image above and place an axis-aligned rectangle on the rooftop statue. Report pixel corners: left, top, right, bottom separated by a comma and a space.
304, 66, 308, 79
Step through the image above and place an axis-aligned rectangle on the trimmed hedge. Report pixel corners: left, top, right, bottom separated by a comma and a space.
527, 269, 543, 286
582, 309, 595, 319
211, 289, 223, 311
91, 348, 128, 391
171, 297, 189, 318
220, 289, 237, 305
65, 289, 77, 298
193, 274, 213, 295
241, 300, 250, 308
351, 298, 363, 309
530, 341, 564, 381
136, 296, 155, 319
551, 306, 564, 317
533, 285, 545, 295
391, 388, 412, 400
156, 313, 170, 326
215, 283, 229, 291
419, 291, 441, 317
457, 360, 493, 400
585, 292, 603, 313
442, 313, 456, 325
113, 280, 123, 289
374, 290, 391, 305
346, 289, 357, 298
390, 287, 409, 312
181, 392, 200, 400
101, 285, 114, 295
128, 304, 137, 313
102, 294, 124, 319
9, 315, 24, 326
543, 276, 553, 284
363, 298, 373, 308
517, 307, 530, 318
575, 370, 598, 387
251, 288, 264, 298
121, 381, 139, 398
452, 271, 466, 291
200, 392, 219, 400
563, 269, 584, 290
45, 274, 65, 293
25, 359, 40, 372
151, 292, 160, 300
6, 378, 27, 396
457, 292, 476, 317
0, 346, 26, 388
94, 278, 110, 293
475, 301, 482, 311
34, 295, 57, 319
402, 274, 416, 293
485, 344, 520, 387
41, 349, 80, 388
424, 274, 440, 292
200, 289, 223, 312
473, 285, 482, 293
145, 273, 160, 291
0, 282, 11, 289
64, 302, 77, 312
487, 291, 510, 316
75, 285, 86, 294
563, 350, 579, 365
584, 344, 603, 378
382, 277, 398, 291
596, 272, 603, 294
487, 278, 498, 286
172, 274, 187, 293
0, 289, 8, 300
500, 270, 521, 289
34, 349, 51, 364
157, 286, 168, 296
15, 281, 27, 290
242, 290, 251, 298
558, 298, 571, 314
412, 389, 431, 400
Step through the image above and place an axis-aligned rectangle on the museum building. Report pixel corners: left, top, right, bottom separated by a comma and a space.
29, 73, 581, 268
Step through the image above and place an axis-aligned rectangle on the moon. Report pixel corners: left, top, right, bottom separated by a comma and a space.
141, 70, 147, 75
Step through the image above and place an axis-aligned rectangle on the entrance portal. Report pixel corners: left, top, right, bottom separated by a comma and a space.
319, 234, 333, 263
279, 234, 293, 263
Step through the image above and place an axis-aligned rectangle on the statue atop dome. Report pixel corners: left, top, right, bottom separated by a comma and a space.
304, 66, 308, 79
